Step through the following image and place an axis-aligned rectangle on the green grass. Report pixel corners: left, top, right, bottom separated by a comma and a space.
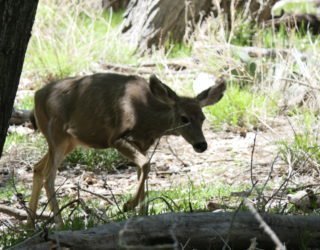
0, 179, 15, 201
166, 42, 192, 58
4, 133, 29, 151
66, 148, 124, 171
0, 180, 244, 248
231, 20, 256, 46
147, 182, 238, 214
15, 94, 34, 110
0, 230, 33, 250
0, 179, 33, 249
3, 132, 46, 155
4, 132, 123, 172
206, 84, 279, 129
278, 112, 320, 171
257, 24, 320, 51
278, 133, 320, 170
23, 1, 137, 81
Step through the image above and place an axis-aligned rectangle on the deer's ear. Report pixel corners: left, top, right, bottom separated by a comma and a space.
196, 78, 226, 107
149, 75, 177, 105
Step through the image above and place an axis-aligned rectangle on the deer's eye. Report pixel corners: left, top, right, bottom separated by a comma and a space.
180, 116, 189, 124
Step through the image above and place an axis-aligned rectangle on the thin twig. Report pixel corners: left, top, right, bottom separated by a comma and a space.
37, 177, 69, 225
11, 169, 33, 219
103, 179, 125, 218
42, 199, 80, 227
290, 183, 320, 192
223, 181, 258, 250
147, 197, 175, 212
258, 154, 279, 212
165, 137, 187, 166
267, 156, 295, 211
245, 199, 286, 250
79, 186, 116, 206
279, 77, 320, 91
66, 178, 82, 220
250, 131, 258, 187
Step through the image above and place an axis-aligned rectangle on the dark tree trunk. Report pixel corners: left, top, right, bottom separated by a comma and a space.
102, 0, 130, 11
0, 0, 39, 157
121, 0, 212, 52
216, 0, 280, 32
121, 0, 285, 52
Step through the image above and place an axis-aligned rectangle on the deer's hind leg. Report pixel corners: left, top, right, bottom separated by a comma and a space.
27, 152, 49, 227
42, 135, 75, 228
28, 120, 75, 228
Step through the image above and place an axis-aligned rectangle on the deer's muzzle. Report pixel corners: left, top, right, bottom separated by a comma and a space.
193, 142, 207, 153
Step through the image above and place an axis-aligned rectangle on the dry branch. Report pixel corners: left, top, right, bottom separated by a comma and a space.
99, 62, 154, 75
245, 199, 286, 250
0, 204, 50, 221
99, 58, 198, 75
12, 212, 320, 249
196, 44, 309, 60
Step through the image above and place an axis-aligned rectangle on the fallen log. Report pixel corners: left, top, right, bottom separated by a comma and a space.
12, 212, 320, 249
9, 108, 31, 126
99, 58, 198, 75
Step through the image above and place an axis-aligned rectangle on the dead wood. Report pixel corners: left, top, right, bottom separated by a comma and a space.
98, 59, 199, 77
0, 204, 50, 220
196, 44, 309, 61
266, 14, 320, 34
287, 189, 320, 212
121, 0, 212, 52
99, 62, 154, 75
12, 212, 320, 249
9, 108, 31, 126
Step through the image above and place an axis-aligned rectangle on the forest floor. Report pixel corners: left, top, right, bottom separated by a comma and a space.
1, 113, 317, 228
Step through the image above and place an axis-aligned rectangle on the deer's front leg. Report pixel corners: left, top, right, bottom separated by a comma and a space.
113, 139, 150, 212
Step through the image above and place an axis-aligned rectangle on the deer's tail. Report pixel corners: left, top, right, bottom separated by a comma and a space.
29, 110, 38, 130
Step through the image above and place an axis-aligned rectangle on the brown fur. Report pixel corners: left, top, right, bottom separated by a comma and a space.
27, 73, 226, 228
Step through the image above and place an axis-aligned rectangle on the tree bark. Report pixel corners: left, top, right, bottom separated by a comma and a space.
102, 0, 130, 11
0, 0, 39, 157
121, 0, 212, 52
13, 212, 320, 249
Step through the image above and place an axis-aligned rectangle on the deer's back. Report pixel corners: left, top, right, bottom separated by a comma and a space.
34, 73, 173, 149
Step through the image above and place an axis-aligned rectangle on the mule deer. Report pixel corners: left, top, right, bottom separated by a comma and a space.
27, 73, 226, 227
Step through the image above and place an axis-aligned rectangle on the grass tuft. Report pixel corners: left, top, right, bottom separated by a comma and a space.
206, 84, 279, 130
66, 148, 124, 171
278, 112, 320, 173
22, 1, 137, 83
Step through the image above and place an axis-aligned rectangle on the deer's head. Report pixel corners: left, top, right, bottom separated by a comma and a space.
149, 75, 226, 153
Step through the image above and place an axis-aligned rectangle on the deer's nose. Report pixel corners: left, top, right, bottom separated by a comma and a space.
193, 142, 207, 153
